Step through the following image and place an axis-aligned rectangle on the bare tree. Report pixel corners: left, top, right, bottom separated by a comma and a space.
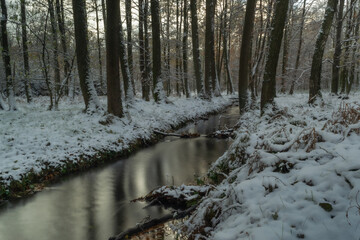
261, 0, 289, 112
106, 0, 123, 117
204, 0, 217, 98
151, 0, 165, 102
183, 0, 190, 98
308, 0, 338, 104
190, 0, 204, 96
239, 0, 257, 113
20, 0, 32, 103
0, 0, 17, 110
72, 0, 101, 111
289, 0, 306, 95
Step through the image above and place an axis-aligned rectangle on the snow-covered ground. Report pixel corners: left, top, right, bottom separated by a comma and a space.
177, 93, 360, 240
0, 95, 233, 184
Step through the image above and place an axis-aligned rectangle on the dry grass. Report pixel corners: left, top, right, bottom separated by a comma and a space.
323, 102, 360, 135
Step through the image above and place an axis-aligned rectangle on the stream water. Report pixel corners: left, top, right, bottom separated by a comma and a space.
0, 106, 239, 240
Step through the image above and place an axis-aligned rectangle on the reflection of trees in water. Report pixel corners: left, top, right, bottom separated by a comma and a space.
85, 175, 96, 240
0, 108, 239, 240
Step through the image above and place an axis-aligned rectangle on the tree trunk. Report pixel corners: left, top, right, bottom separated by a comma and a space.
289, 0, 306, 95
125, 0, 135, 94
94, 0, 104, 92
20, 0, 32, 103
308, 0, 338, 104
48, 0, 61, 108
190, 0, 204, 96
204, 0, 216, 98
222, 0, 233, 95
72, 0, 101, 112
331, 0, 345, 95
119, 12, 134, 100
151, 0, 165, 102
166, 0, 171, 95
340, 0, 355, 95
239, 0, 257, 113
143, 0, 151, 101
105, 0, 123, 117
139, 0, 146, 99
260, 0, 289, 112
0, 0, 16, 110
280, 4, 293, 94
346, 4, 359, 95
56, 0, 70, 96
183, 0, 190, 98
101, 0, 106, 32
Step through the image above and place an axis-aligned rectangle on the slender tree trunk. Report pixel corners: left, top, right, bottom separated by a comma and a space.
280, 4, 293, 94
151, 0, 165, 102
20, 0, 32, 103
239, 0, 257, 113
166, 0, 171, 95
308, 0, 338, 104
40, 13, 54, 109
72, 0, 101, 111
223, 0, 233, 95
56, 0, 70, 96
125, 0, 135, 94
0, 0, 16, 110
105, 0, 123, 117
143, 0, 151, 101
331, 0, 345, 95
183, 0, 190, 98
204, 0, 216, 98
340, 0, 355, 94
139, 0, 146, 99
101, 0, 106, 32
94, 0, 104, 92
260, 0, 289, 112
48, 0, 61, 108
190, 0, 204, 96
289, 0, 306, 95
119, 13, 134, 100
176, 0, 181, 96
216, 10, 223, 85
346, 5, 359, 95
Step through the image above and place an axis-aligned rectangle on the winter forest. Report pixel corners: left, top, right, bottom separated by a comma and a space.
1, 0, 360, 239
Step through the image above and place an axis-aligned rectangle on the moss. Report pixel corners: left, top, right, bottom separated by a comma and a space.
319, 202, 333, 212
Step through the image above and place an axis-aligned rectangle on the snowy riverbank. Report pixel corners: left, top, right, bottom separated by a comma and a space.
0, 95, 234, 189
171, 93, 360, 240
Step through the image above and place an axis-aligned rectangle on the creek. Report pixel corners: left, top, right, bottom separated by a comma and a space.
0, 106, 239, 240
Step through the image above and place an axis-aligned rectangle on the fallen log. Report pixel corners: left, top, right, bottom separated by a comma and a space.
108, 205, 197, 240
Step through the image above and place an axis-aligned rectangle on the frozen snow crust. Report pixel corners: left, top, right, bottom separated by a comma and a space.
181, 93, 360, 240
0, 96, 233, 198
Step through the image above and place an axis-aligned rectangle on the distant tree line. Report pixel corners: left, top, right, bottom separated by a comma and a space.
0, 0, 358, 116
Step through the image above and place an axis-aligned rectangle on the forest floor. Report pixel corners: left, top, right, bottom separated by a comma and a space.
0, 95, 234, 199
147, 93, 360, 240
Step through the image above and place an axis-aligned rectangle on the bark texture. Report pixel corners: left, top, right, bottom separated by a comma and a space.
308, 0, 338, 103
260, 0, 289, 112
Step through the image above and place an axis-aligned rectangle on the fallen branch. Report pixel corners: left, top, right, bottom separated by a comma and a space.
108, 205, 197, 240
154, 130, 201, 138
206, 129, 235, 139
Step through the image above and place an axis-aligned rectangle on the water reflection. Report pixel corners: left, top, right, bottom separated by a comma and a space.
0, 106, 239, 240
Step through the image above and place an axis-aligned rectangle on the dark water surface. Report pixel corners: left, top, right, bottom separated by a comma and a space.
0, 106, 239, 240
